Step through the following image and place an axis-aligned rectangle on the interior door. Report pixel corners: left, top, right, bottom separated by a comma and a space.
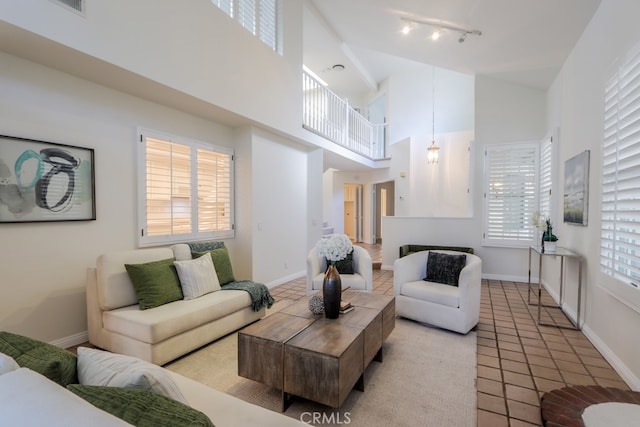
355, 185, 363, 242
344, 201, 355, 239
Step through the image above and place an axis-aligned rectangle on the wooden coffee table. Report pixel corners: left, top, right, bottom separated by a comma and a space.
238, 292, 395, 410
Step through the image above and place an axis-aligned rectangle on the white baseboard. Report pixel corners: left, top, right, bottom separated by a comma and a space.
481, 273, 529, 283
581, 324, 640, 391
49, 331, 88, 349
265, 270, 305, 288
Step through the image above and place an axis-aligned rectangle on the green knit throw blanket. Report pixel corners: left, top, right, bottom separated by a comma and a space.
222, 280, 274, 312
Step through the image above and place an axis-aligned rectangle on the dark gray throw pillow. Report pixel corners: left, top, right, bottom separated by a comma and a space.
424, 252, 467, 287
332, 249, 354, 274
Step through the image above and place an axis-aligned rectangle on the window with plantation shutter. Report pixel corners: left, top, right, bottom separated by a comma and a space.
211, 0, 282, 54
138, 130, 234, 246
600, 45, 640, 294
483, 142, 539, 247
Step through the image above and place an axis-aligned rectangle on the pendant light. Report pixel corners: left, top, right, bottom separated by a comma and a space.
428, 66, 439, 164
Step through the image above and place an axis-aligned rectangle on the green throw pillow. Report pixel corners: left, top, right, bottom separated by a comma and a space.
67, 385, 214, 427
192, 247, 235, 285
0, 331, 78, 386
125, 258, 183, 310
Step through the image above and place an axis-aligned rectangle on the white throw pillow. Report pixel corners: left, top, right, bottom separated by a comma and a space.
76, 347, 188, 404
174, 253, 221, 300
0, 352, 19, 375
0, 368, 131, 427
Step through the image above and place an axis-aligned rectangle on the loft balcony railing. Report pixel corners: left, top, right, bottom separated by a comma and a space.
303, 70, 385, 160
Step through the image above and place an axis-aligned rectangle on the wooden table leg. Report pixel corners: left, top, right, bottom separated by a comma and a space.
282, 390, 294, 412
374, 347, 383, 363
354, 373, 365, 392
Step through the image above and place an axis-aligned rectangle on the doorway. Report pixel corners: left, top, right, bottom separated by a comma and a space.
344, 183, 363, 242
372, 181, 394, 244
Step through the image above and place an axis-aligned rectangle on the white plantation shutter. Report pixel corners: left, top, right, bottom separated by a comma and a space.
258, 0, 278, 51
139, 131, 234, 246
483, 143, 539, 247
237, 0, 256, 34
145, 138, 192, 237
539, 136, 553, 218
213, 0, 233, 17
197, 148, 233, 233
211, 0, 282, 53
600, 49, 640, 287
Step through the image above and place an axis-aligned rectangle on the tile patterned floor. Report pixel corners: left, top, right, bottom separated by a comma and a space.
269, 244, 631, 427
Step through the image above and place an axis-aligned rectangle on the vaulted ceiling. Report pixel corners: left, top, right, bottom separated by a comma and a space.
303, 0, 602, 100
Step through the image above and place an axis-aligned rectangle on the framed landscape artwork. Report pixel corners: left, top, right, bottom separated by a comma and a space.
0, 135, 96, 223
564, 150, 589, 226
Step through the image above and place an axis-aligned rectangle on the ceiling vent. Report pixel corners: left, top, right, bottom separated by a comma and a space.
50, 0, 86, 17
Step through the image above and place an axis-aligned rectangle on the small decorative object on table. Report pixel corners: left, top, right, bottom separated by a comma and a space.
532, 212, 559, 253
315, 234, 353, 319
308, 294, 324, 315
542, 217, 558, 253
339, 300, 353, 314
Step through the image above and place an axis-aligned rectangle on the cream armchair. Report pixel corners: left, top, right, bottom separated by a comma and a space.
393, 250, 482, 334
307, 245, 373, 294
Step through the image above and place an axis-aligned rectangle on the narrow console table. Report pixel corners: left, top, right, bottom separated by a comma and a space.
527, 246, 583, 330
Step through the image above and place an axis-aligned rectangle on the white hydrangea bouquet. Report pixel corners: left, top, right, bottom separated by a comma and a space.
315, 234, 353, 265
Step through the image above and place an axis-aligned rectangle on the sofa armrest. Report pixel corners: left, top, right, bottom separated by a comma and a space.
86, 267, 104, 348
393, 251, 429, 294
352, 245, 373, 292
306, 250, 324, 293
456, 254, 482, 311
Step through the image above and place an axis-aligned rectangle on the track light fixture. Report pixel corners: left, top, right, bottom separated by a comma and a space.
400, 17, 481, 43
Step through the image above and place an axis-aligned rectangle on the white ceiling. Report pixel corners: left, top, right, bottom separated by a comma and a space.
303, 0, 602, 100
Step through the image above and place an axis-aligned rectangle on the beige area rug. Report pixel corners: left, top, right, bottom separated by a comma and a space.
166, 300, 477, 427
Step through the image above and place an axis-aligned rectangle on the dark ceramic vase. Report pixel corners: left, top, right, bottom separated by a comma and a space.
323, 264, 341, 319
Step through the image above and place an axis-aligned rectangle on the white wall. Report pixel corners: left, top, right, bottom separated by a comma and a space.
307, 149, 324, 249
408, 131, 474, 217
387, 65, 474, 144
545, 0, 640, 389
251, 129, 314, 285
0, 0, 303, 136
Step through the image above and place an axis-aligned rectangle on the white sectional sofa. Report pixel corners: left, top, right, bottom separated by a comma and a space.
87, 243, 266, 365
0, 366, 306, 426
0, 339, 306, 427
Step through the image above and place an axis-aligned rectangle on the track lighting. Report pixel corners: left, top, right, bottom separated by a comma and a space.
400, 17, 481, 43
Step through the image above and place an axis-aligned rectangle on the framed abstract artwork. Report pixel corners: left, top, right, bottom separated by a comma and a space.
563, 150, 589, 226
0, 135, 96, 223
